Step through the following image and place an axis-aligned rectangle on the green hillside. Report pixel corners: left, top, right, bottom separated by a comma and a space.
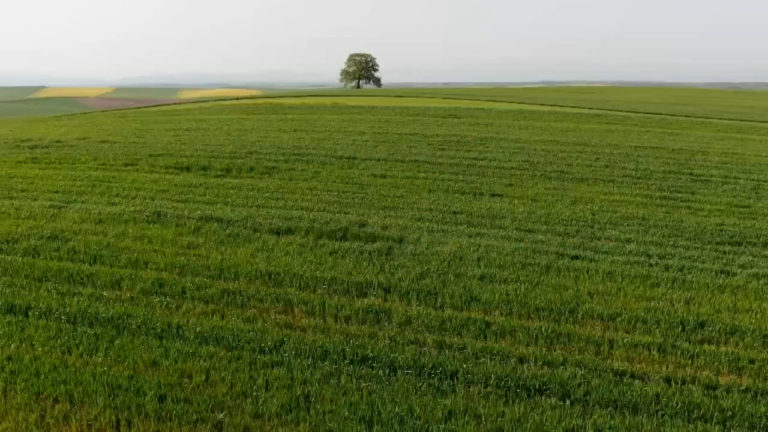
104, 87, 182, 99
0, 87, 43, 101
270, 86, 768, 122
1, 89, 768, 429
402, 86, 768, 121
0, 98, 91, 117
3, 85, 767, 122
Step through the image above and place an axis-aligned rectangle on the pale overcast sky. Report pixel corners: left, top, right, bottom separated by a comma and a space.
1, 0, 767, 85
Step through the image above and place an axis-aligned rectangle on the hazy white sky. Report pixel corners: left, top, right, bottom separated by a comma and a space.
2, 0, 768, 84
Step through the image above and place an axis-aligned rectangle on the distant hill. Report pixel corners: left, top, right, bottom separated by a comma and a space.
0, 87, 265, 118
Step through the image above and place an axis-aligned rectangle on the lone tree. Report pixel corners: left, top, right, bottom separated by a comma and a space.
340, 53, 382, 89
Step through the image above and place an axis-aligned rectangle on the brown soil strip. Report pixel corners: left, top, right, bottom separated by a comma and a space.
75, 98, 178, 110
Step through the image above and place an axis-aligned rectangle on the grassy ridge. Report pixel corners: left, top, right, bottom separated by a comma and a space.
0, 87, 260, 118
104, 87, 183, 99
158, 96, 591, 112
0, 98, 91, 117
268, 86, 768, 122
4, 85, 768, 121
0, 87, 43, 101
1, 93, 768, 429
399, 86, 768, 121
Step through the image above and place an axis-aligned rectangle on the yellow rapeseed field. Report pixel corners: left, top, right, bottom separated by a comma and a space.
176, 89, 263, 99
32, 87, 115, 98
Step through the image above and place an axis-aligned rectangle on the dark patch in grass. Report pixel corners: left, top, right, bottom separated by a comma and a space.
305, 224, 405, 244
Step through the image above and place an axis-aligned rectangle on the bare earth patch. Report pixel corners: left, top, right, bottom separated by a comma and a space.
75, 98, 178, 110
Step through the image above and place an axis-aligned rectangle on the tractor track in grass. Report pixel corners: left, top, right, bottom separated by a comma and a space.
3, 88, 768, 429
74, 97, 178, 110
69, 92, 768, 127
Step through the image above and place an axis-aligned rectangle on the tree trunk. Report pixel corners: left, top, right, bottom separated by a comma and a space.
355, 79, 361, 89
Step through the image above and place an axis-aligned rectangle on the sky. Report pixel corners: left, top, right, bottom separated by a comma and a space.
1, 0, 768, 85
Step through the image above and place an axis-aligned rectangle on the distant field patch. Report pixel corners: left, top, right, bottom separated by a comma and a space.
176, 88, 263, 99
0, 87, 44, 101
32, 87, 114, 98
157, 96, 592, 113
244, 96, 562, 110
106, 88, 181, 99
0, 98, 92, 117
75, 97, 178, 110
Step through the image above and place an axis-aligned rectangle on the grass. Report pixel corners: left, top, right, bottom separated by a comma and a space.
176, 88, 264, 99
0, 98, 92, 117
103, 88, 182, 99
265, 86, 768, 122
398, 86, 768, 121
1, 88, 768, 429
0, 87, 43, 101
165, 96, 587, 112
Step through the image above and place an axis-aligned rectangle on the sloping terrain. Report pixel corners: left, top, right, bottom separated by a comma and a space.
267, 86, 768, 122
104, 87, 183, 99
1, 89, 768, 429
406, 86, 768, 121
0, 87, 264, 118
31, 87, 115, 98
0, 87, 44, 101
75, 97, 178, 110
0, 98, 94, 117
176, 88, 264, 98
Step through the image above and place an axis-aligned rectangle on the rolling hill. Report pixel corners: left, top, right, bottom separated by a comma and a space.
1, 87, 768, 429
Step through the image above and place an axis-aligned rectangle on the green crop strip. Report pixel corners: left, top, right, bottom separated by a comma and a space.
0, 94, 768, 429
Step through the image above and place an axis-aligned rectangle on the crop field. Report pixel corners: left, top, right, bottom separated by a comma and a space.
176, 88, 265, 99
105, 88, 183, 99
0, 98, 94, 117
1, 88, 768, 430
0, 87, 265, 118
169, 96, 581, 111
275, 86, 768, 122
0, 87, 43, 101
31, 87, 115, 98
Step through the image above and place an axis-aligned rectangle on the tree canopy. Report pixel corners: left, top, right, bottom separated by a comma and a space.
339, 53, 382, 89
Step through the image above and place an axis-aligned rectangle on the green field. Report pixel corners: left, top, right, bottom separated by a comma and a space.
262, 86, 768, 122
383, 86, 768, 121
0, 98, 93, 117
2, 88, 768, 430
101, 87, 183, 99
0, 87, 43, 101
0, 87, 261, 118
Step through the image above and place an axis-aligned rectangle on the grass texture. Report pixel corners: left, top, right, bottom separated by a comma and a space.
0, 87, 44, 101
176, 88, 264, 99
104, 88, 183, 99
0, 88, 768, 429
0, 98, 92, 118
271, 86, 768, 122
